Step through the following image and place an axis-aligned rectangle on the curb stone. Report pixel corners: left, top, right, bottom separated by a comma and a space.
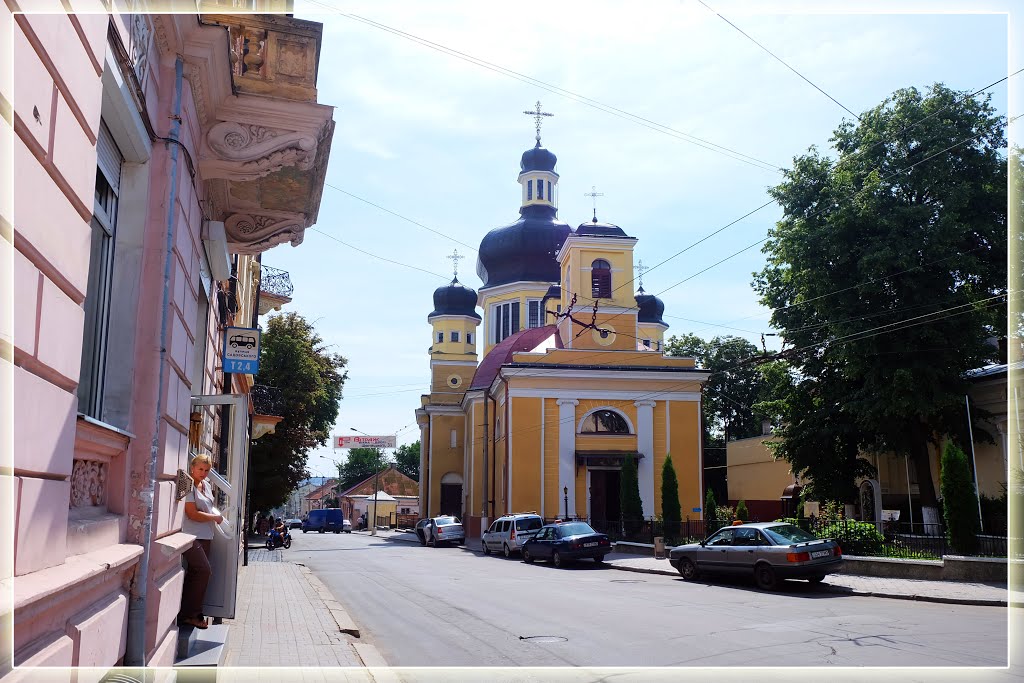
297, 564, 361, 636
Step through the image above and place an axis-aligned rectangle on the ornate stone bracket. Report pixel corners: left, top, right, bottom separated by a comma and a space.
225, 213, 307, 254
204, 121, 318, 181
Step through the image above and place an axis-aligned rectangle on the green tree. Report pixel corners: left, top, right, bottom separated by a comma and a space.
664, 334, 772, 443
661, 454, 681, 533
395, 441, 421, 481
735, 499, 749, 522
704, 488, 719, 533
336, 447, 390, 492
249, 313, 348, 511
753, 83, 1008, 506
619, 455, 644, 527
940, 441, 981, 554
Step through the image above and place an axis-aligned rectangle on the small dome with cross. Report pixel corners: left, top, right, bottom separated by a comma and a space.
429, 278, 481, 321
520, 145, 558, 173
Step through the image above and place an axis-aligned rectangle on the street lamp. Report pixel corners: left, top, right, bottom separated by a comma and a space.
563, 485, 569, 520
352, 427, 383, 536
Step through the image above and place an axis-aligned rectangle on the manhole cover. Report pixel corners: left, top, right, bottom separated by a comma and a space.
610, 579, 645, 583
520, 635, 568, 644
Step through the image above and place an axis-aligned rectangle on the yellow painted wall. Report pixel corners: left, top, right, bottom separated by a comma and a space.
668, 400, 702, 517
430, 317, 480, 356
561, 244, 636, 311
543, 398, 559, 517
510, 396, 543, 513
726, 436, 793, 503
517, 348, 696, 368
428, 413, 466, 517
430, 363, 477, 396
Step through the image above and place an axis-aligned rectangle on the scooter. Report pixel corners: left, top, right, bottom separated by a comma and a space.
266, 529, 292, 550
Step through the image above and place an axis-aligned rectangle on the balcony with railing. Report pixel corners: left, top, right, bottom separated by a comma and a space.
251, 384, 284, 439
259, 264, 294, 315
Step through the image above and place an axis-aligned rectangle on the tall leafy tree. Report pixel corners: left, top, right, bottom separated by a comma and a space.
336, 447, 390, 492
665, 334, 765, 443
754, 83, 1008, 506
249, 312, 347, 511
394, 441, 421, 481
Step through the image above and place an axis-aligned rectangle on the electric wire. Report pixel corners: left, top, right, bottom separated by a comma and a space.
298, 0, 784, 173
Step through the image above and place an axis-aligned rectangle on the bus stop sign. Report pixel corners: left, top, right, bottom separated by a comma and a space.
223, 327, 260, 374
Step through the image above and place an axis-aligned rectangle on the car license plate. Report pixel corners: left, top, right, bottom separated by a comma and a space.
584, 542, 598, 547
810, 549, 831, 559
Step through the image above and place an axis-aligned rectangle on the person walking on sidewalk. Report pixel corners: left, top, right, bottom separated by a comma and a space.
178, 454, 223, 630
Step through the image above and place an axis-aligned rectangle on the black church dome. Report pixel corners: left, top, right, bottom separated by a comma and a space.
429, 278, 481, 321
520, 144, 557, 173
476, 204, 571, 289
635, 287, 667, 326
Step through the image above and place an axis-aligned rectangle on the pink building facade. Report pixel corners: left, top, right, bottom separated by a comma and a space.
3, 8, 332, 676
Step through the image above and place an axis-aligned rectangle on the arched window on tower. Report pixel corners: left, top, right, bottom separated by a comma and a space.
591, 259, 611, 298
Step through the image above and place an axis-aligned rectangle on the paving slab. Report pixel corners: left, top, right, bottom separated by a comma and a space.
221, 547, 386, 675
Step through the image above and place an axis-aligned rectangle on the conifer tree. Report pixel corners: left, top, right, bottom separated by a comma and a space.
661, 455, 681, 522
619, 455, 644, 531
940, 442, 981, 555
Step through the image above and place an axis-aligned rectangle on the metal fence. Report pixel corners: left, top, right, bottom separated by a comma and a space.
553, 516, 1009, 559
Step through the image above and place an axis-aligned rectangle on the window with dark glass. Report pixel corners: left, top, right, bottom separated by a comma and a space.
467, 332, 474, 345
537, 178, 543, 200
492, 301, 521, 344
527, 299, 541, 328
527, 180, 533, 200
437, 331, 444, 343
547, 181, 552, 202
591, 259, 611, 298
643, 339, 651, 348
450, 331, 460, 342
579, 409, 630, 434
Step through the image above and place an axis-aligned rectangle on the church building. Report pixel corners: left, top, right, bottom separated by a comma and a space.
415, 112, 710, 538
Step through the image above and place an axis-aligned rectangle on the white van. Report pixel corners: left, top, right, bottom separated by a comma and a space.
482, 513, 544, 557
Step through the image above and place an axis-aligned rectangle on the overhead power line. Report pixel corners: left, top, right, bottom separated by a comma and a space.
697, 0, 861, 120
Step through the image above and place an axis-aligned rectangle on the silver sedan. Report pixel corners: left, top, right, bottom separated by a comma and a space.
669, 522, 843, 590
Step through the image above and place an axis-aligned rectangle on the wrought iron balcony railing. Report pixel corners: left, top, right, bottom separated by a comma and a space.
251, 384, 284, 417
260, 265, 294, 298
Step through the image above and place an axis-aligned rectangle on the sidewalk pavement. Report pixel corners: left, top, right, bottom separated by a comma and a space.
368, 528, 1022, 608
217, 537, 394, 682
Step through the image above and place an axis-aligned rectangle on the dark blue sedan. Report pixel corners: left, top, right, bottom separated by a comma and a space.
521, 522, 611, 568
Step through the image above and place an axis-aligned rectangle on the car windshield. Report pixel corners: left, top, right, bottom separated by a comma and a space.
762, 524, 818, 544
516, 518, 543, 531
556, 522, 596, 537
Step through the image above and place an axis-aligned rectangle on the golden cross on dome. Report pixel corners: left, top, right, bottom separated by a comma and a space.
446, 249, 465, 280
523, 101, 553, 146
584, 185, 604, 221
635, 259, 650, 290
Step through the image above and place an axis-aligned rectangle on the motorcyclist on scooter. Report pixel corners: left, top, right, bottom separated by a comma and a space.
268, 518, 290, 548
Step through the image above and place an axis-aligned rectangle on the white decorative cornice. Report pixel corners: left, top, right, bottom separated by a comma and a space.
556, 399, 579, 406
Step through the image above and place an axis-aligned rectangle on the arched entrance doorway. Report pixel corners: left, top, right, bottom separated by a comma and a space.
858, 479, 882, 523
440, 472, 463, 518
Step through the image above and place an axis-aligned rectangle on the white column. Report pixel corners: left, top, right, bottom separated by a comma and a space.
420, 424, 429, 516
635, 400, 656, 517
557, 399, 578, 517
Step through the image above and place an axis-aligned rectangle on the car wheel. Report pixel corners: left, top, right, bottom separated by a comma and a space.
807, 574, 826, 584
553, 551, 565, 568
677, 558, 698, 581
283, 537, 292, 549
265, 539, 273, 550
318, 529, 324, 534
522, 548, 535, 563
334, 530, 340, 534
503, 544, 513, 559
754, 563, 778, 591
302, 529, 307, 534
592, 556, 604, 565
482, 541, 491, 555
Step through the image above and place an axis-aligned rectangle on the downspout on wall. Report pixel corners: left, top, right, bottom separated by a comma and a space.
125, 55, 184, 667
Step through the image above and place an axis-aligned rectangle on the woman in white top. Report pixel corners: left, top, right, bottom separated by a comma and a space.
178, 454, 223, 630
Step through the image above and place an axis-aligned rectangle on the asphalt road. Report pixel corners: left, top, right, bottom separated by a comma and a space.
288, 531, 1011, 672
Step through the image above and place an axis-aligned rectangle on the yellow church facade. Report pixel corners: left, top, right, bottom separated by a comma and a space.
415, 130, 710, 538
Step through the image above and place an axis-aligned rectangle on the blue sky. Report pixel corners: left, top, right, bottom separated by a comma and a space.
267, 0, 1014, 477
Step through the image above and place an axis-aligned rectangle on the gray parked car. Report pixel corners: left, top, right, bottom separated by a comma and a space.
669, 522, 843, 590
415, 516, 465, 547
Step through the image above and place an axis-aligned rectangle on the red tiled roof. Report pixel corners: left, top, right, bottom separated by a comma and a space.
470, 325, 559, 391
